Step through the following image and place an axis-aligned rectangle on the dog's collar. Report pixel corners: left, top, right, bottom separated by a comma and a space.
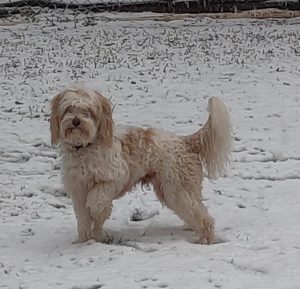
73, 143, 92, 151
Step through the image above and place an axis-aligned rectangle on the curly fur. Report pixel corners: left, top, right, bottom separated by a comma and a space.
50, 85, 232, 244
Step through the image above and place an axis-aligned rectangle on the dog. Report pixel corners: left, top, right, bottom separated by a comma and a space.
50, 85, 232, 244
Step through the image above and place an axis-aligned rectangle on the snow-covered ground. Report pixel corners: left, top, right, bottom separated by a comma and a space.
0, 12, 300, 289
0, 0, 158, 5
0, 0, 299, 4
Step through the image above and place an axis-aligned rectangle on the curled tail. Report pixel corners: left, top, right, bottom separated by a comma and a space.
184, 97, 232, 180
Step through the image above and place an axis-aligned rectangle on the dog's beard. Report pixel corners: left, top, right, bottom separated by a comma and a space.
60, 118, 97, 147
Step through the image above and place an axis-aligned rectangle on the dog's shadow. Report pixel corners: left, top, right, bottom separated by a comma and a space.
102, 224, 195, 251
102, 224, 227, 250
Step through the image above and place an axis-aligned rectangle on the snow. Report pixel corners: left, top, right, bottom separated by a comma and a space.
0, 0, 299, 4
1, 12, 300, 289
0, 0, 158, 5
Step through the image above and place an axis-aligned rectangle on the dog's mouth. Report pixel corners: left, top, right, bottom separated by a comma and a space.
65, 127, 81, 135
63, 127, 92, 151
61, 118, 96, 151
62, 138, 92, 151
64, 126, 87, 141
73, 143, 92, 151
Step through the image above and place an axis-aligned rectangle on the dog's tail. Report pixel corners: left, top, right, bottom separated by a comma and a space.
184, 97, 232, 180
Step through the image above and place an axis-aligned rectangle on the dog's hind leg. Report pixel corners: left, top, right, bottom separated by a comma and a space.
163, 184, 215, 245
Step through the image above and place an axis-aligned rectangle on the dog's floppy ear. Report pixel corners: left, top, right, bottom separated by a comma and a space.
50, 92, 63, 146
95, 91, 114, 147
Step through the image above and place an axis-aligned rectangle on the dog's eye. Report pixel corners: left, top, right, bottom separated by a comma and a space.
82, 110, 91, 117
66, 107, 74, 113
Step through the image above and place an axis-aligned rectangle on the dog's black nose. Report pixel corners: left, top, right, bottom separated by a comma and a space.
72, 117, 80, 127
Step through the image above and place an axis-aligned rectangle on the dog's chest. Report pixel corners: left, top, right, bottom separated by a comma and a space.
61, 146, 129, 195
62, 149, 127, 183
62, 149, 107, 181
61, 152, 93, 195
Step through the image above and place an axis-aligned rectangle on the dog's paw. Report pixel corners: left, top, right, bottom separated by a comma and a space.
93, 230, 105, 243
199, 217, 215, 245
199, 236, 214, 245
75, 227, 92, 243
73, 237, 92, 244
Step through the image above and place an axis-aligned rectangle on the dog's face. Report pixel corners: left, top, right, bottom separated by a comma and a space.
50, 87, 113, 149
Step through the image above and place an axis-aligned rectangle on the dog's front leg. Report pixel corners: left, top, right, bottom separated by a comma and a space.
86, 182, 116, 243
71, 191, 93, 243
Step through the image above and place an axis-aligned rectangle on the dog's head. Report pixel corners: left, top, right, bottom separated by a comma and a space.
50, 86, 113, 149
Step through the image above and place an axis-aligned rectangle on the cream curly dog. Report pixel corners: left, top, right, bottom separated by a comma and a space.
50, 85, 232, 244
